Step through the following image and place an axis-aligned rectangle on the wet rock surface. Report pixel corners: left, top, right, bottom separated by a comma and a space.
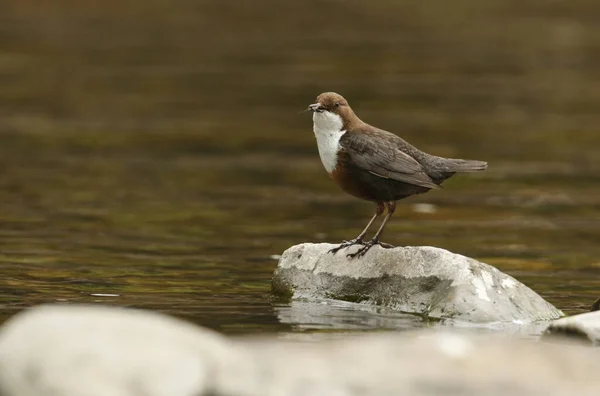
0, 304, 598, 396
272, 243, 563, 323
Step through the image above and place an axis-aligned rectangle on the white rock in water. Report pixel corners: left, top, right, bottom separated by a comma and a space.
0, 304, 233, 396
272, 243, 563, 323
543, 310, 600, 345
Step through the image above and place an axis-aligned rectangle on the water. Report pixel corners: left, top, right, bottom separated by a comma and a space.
1, 0, 599, 335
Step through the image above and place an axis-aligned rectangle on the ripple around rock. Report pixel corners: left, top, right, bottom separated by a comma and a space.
272, 243, 563, 323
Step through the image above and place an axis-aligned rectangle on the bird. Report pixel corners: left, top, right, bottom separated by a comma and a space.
308, 92, 487, 258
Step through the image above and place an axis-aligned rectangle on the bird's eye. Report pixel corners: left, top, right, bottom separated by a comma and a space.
335, 102, 341, 107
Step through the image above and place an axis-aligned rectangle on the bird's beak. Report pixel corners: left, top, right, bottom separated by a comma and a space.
308, 103, 324, 113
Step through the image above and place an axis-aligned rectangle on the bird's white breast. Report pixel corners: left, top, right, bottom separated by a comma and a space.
312, 111, 346, 174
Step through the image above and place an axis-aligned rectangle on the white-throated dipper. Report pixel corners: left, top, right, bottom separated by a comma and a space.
308, 92, 487, 258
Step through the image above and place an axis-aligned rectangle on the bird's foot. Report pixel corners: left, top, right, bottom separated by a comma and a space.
328, 238, 366, 254
347, 239, 394, 258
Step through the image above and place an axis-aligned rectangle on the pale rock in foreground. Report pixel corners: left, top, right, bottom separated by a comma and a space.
543, 310, 600, 345
0, 304, 598, 396
220, 332, 600, 396
0, 305, 233, 396
272, 243, 563, 323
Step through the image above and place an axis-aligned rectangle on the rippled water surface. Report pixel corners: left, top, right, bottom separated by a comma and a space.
1, 0, 599, 334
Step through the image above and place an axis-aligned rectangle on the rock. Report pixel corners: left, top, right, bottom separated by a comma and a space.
0, 304, 598, 396
542, 310, 600, 346
272, 243, 563, 323
0, 304, 234, 396
218, 332, 600, 396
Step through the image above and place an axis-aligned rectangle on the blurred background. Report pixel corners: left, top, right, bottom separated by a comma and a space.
0, 0, 599, 334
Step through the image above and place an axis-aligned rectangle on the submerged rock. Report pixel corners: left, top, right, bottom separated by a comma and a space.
543, 310, 600, 346
272, 243, 563, 323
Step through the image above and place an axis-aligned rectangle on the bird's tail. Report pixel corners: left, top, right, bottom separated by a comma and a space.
442, 158, 488, 172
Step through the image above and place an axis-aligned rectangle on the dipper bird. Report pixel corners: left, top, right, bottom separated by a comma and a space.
308, 92, 487, 258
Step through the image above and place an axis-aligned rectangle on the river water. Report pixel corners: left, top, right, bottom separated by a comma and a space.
1, 0, 599, 334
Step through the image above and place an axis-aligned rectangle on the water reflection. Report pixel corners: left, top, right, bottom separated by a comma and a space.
274, 300, 552, 339
275, 299, 426, 332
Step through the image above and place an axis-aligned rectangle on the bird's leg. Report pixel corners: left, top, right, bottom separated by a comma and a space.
329, 202, 385, 254
348, 201, 396, 258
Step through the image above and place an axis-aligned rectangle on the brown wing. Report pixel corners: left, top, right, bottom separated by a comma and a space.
339, 130, 440, 189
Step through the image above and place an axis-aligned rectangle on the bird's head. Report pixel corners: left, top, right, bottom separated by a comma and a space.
308, 92, 359, 130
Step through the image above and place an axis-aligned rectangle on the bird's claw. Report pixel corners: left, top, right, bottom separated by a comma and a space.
347, 239, 394, 258
328, 238, 365, 254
